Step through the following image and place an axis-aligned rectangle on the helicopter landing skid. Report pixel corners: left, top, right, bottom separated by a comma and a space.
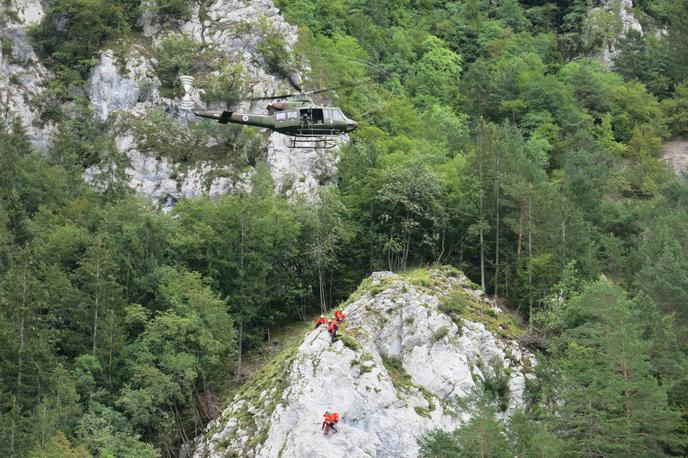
289, 136, 338, 149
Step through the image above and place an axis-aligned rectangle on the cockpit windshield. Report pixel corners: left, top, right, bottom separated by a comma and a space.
331, 109, 345, 121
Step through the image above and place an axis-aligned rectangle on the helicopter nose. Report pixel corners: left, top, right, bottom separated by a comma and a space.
347, 120, 358, 132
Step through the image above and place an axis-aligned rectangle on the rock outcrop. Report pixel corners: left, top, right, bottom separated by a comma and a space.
662, 139, 688, 176
587, 0, 643, 67
189, 268, 535, 458
0, 0, 55, 148
84, 0, 342, 205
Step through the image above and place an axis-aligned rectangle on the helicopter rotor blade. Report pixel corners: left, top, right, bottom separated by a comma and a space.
246, 78, 372, 101
303, 78, 373, 96
247, 93, 301, 101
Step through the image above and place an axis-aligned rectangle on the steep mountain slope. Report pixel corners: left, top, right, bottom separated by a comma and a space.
87, 0, 342, 204
1, 0, 341, 206
188, 268, 535, 457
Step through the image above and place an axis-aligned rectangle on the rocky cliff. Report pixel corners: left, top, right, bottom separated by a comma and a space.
1, 0, 342, 206
188, 268, 535, 458
0, 0, 55, 149
586, 0, 644, 66
86, 0, 342, 205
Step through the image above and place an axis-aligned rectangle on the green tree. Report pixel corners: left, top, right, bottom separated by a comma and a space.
33, 0, 129, 80
552, 278, 681, 456
418, 398, 509, 457
118, 267, 234, 449
372, 163, 444, 271
408, 37, 462, 105
302, 187, 350, 313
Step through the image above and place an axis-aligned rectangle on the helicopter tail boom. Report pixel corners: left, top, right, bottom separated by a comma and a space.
192, 110, 234, 123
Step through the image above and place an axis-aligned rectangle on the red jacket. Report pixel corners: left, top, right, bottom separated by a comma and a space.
330, 412, 339, 423
335, 310, 346, 321
328, 320, 338, 332
315, 316, 328, 326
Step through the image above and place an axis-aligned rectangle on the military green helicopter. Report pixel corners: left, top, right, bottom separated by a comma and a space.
179, 75, 358, 148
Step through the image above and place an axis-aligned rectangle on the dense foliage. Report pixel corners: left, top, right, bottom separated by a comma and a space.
5, 0, 688, 455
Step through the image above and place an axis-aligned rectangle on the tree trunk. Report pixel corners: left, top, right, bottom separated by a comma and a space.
108, 310, 114, 388
528, 193, 533, 330
402, 233, 411, 270
92, 250, 101, 355
236, 214, 246, 380
621, 323, 632, 449
17, 264, 27, 394
494, 147, 500, 298
318, 259, 326, 313
236, 321, 243, 380
517, 202, 525, 262
561, 191, 567, 262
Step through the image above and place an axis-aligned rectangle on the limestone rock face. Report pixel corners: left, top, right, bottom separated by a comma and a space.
589, 0, 643, 67
89, 50, 159, 122
84, 0, 344, 205
662, 139, 688, 176
189, 270, 536, 458
0, 0, 55, 149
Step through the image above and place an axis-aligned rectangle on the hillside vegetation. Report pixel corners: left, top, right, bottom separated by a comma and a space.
0, 0, 687, 456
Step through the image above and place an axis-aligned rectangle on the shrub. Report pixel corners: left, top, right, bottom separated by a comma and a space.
156, 0, 192, 20
1, 37, 12, 57
199, 63, 246, 106
432, 325, 450, 342
154, 36, 202, 97
32, 0, 130, 81
439, 291, 471, 325
481, 360, 510, 412
339, 334, 361, 351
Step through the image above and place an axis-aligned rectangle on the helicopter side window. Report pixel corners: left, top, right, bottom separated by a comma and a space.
287, 111, 298, 119
332, 109, 345, 121
275, 112, 287, 121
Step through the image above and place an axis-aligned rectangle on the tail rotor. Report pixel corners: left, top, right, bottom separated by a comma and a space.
179, 75, 204, 111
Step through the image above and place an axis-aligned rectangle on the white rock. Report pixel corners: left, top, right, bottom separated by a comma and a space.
190, 272, 537, 457
0, 0, 55, 148
589, 0, 643, 67
88, 0, 345, 204
89, 51, 141, 121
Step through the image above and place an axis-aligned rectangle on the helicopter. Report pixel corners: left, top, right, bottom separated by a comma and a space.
179, 75, 358, 148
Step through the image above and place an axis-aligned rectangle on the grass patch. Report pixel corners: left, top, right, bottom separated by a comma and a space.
382, 355, 438, 414
381, 355, 414, 392
351, 352, 375, 375
339, 334, 361, 351
414, 406, 432, 418
432, 325, 450, 343
340, 273, 397, 308
439, 291, 472, 326
399, 268, 434, 288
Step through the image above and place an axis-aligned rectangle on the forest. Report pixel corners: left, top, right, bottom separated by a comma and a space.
1, 0, 688, 456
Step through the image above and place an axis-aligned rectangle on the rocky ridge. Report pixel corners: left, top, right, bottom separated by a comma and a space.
189, 268, 535, 458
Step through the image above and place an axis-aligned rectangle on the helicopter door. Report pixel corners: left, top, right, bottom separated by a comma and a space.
300, 108, 324, 124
